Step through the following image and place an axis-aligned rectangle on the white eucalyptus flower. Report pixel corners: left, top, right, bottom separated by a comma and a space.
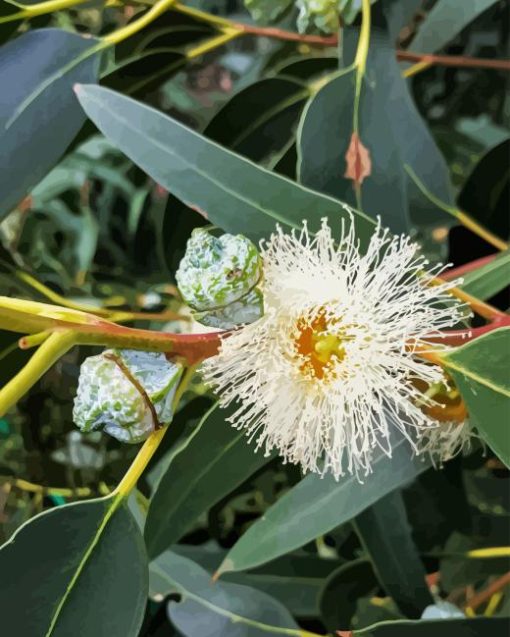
201, 217, 468, 480
419, 420, 474, 465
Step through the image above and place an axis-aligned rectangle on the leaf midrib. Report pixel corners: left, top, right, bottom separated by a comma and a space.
442, 358, 510, 397
226, 437, 427, 571
462, 252, 510, 289
78, 86, 375, 235
152, 563, 304, 637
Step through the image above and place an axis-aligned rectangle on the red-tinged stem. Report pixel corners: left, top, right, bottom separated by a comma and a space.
233, 21, 338, 46
396, 50, 510, 72
225, 20, 510, 72
443, 254, 499, 281
71, 321, 221, 364
429, 315, 510, 347
464, 571, 510, 612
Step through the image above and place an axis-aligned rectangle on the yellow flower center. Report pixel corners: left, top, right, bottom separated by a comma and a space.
294, 313, 346, 380
414, 379, 467, 424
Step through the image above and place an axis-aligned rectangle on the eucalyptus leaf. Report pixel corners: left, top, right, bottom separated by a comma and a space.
354, 490, 433, 617
170, 543, 341, 618
319, 559, 380, 631
0, 29, 100, 220
410, 0, 500, 54
298, 17, 453, 231
457, 139, 510, 241
0, 496, 147, 637
461, 250, 510, 300
150, 551, 301, 637
145, 403, 275, 559
442, 328, 510, 467
74, 84, 375, 243
204, 77, 309, 164
354, 616, 510, 636
218, 434, 430, 574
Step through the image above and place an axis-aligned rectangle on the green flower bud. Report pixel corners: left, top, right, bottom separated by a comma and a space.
193, 288, 264, 330
244, 0, 293, 23
176, 228, 263, 329
73, 349, 182, 444
296, 0, 339, 34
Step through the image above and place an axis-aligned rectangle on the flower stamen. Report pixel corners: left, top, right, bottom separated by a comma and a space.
294, 312, 346, 379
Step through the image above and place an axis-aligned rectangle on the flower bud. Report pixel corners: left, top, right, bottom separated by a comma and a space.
73, 349, 182, 443
296, 0, 339, 34
193, 288, 264, 330
176, 228, 263, 329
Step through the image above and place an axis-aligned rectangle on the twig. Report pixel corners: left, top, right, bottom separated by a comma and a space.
465, 571, 510, 612
443, 254, 499, 280
10, 478, 110, 498
397, 50, 510, 72
232, 21, 338, 46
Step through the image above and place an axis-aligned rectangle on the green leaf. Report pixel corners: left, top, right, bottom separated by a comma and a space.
0, 496, 147, 637
442, 328, 510, 467
410, 0, 500, 54
298, 17, 453, 231
145, 403, 275, 559
103, 49, 186, 97
275, 57, 338, 82
439, 532, 510, 591
384, 0, 423, 41
354, 616, 510, 636
150, 551, 302, 637
244, 0, 293, 23
457, 139, 510, 241
217, 435, 430, 574
319, 559, 382, 631
0, 29, 100, 220
298, 67, 410, 233
204, 77, 309, 164
74, 84, 375, 243
461, 251, 510, 300
170, 543, 342, 617
354, 490, 434, 617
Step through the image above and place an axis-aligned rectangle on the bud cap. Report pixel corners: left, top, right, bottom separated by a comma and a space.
73, 350, 182, 443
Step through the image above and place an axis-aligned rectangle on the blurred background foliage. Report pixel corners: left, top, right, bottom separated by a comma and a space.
0, 0, 509, 635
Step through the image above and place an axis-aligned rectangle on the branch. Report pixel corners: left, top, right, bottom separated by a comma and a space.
427, 315, 510, 347
442, 254, 499, 281
232, 22, 338, 46
172, 4, 510, 72
397, 50, 510, 72
464, 571, 510, 613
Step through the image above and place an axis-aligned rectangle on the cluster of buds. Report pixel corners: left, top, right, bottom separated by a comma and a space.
73, 228, 263, 442
175, 228, 264, 330
296, 0, 340, 33
73, 349, 182, 443
245, 0, 350, 34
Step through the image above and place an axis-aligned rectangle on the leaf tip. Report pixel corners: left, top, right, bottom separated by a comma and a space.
212, 557, 234, 581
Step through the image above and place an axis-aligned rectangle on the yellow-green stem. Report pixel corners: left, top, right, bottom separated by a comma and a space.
113, 362, 197, 497
12, 478, 110, 498
468, 547, 510, 558
102, 0, 177, 45
405, 164, 509, 252
403, 60, 433, 78
16, 271, 111, 317
0, 0, 89, 24
352, 0, 371, 134
185, 27, 242, 59
0, 330, 76, 417
173, 0, 232, 28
